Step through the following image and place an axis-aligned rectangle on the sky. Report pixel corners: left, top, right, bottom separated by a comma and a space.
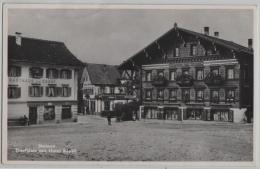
8, 8, 253, 65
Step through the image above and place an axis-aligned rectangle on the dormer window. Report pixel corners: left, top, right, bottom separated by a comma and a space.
29, 67, 43, 79
46, 68, 59, 79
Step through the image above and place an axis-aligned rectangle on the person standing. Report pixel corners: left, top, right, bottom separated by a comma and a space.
107, 111, 112, 125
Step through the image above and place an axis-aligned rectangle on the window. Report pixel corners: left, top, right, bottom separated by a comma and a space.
8, 86, 21, 98
146, 71, 152, 81
28, 85, 43, 97
61, 105, 72, 119
175, 48, 179, 57
211, 89, 219, 103
182, 89, 190, 102
196, 90, 204, 102
110, 87, 115, 94
157, 89, 164, 99
46, 69, 59, 79
29, 67, 43, 78
46, 86, 58, 97
226, 89, 235, 102
61, 86, 71, 97
196, 69, 204, 80
105, 87, 110, 94
100, 87, 105, 94
169, 89, 177, 101
84, 87, 94, 95
8, 66, 21, 77
211, 67, 219, 75
145, 89, 152, 100
44, 106, 55, 121
227, 68, 234, 80
60, 69, 72, 79
183, 69, 189, 75
190, 45, 197, 56
170, 70, 176, 81
158, 70, 164, 77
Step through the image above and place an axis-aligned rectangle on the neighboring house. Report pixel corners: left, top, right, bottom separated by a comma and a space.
118, 23, 253, 123
8, 32, 83, 125
80, 63, 130, 115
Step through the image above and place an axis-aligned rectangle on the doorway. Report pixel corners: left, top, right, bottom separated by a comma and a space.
29, 106, 37, 124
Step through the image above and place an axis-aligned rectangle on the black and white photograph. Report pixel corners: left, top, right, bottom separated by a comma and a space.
1, 3, 257, 166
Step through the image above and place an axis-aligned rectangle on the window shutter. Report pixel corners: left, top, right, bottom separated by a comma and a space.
40, 68, 43, 77
204, 67, 210, 78
189, 67, 196, 79
164, 70, 169, 80
46, 87, 49, 96
141, 70, 146, 81
17, 87, 21, 98
58, 87, 62, 96
40, 87, 43, 96
177, 89, 182, 100
28, 86, 32, 97
204, 88, 210, 100
68, 87, 71, 97
68, 70, 72, 79
46, 69, 49, 78
29, 68, 32, 78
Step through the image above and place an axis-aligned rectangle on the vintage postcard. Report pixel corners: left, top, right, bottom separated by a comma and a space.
1, 2, 259, 168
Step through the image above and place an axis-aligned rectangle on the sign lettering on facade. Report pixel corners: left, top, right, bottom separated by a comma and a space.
8, 77, 56, 84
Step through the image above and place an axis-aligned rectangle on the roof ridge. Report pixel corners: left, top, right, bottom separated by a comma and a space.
8, 35, 64, 44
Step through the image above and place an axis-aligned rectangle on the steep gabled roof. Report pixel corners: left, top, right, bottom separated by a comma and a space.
119, 25, 253, 69
85, 63, 120, 85
8, 35, 83, 67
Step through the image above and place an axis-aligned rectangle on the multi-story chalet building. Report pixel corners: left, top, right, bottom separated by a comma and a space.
80, 63, 130, 115
119, 23, 253, 123
8, 33, 83, 125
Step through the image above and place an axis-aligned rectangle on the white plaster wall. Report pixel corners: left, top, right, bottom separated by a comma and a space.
8, 103, 28, 119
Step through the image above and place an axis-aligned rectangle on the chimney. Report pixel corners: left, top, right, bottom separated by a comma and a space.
214, 31, 219, 38
15, 32, 22, 46
204, 27, 209, 36
248, 38, 253, 49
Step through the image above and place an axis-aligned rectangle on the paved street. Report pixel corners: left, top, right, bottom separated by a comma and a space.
8, 115, 253, 161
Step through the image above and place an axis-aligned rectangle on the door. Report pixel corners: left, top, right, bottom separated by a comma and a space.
104, 101, 110, 111
29, 106, 37, 124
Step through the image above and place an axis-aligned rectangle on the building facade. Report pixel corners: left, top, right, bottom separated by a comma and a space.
80, 63, 130, 115
119, 23, 253, 123
8, 33, 83, 125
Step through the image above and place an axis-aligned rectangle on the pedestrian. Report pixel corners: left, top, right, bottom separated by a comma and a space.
24, 115, 29, 126
107, 111, 112, 125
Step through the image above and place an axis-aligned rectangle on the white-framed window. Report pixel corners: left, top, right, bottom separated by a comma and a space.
29, 85, 43, 97
226, 89, 235, 102
46, 86, 57, 97
157, 89, 164, 99
146, 71, 151, 81
175, 48, 179, 57
8, 66, 21, 77
227, 68, 234, 80
169, 89, 177, 100
145, 89, 152, 100
170, 70, 176, 81
190, 45, 197, 56
196, 69, 204, 80
60, 69, 72, 79
8, 86, 21, 98
29, 67, 43, 79
46, 68, 59, 79
196, 90, 204, 101
61, 86, 71, 97
211, 89, 219, 103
